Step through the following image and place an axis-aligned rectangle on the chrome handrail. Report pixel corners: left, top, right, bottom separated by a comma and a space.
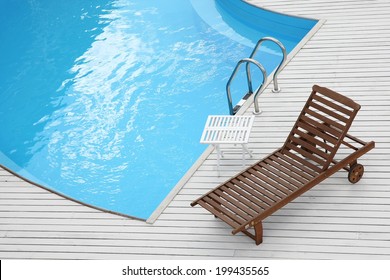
248, 37, 287, 94
226, 58, 267, 115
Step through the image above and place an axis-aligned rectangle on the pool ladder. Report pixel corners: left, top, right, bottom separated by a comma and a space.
226, 37, 287, 115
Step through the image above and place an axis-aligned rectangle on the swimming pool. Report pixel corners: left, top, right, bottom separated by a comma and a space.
0, 0, 317, 220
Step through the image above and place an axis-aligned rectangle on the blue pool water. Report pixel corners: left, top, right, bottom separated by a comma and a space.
0, 0, 317, 219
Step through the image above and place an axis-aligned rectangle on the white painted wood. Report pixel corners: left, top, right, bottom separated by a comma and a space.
200, 115, 255, 144
1, 0, 390, 259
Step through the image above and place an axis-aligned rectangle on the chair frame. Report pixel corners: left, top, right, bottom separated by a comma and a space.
191, 85, 375, 245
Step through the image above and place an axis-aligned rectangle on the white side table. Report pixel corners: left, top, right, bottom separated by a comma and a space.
200, 115, 255, 170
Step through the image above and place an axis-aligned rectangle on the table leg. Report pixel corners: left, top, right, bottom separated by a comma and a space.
214, 144, 222, 171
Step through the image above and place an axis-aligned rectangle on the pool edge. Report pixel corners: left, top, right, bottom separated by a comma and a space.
147, 18, 326, 224
244, 0, 320, 22
0, 6, 325, 224
236, 18, 326, 114
0, 163, 147, 222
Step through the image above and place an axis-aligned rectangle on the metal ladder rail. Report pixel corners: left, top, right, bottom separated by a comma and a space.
226, 58, 267, 115
247, 37, 287, 114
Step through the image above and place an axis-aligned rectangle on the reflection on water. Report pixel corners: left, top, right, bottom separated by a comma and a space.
0, 0, 312, 219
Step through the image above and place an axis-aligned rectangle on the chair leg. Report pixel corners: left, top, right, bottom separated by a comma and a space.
214, 144, 222, 171
349, 160, 357, 169
254, 221, 263, 245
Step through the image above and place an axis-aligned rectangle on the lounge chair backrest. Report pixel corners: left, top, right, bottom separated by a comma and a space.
281, 85, 361, 171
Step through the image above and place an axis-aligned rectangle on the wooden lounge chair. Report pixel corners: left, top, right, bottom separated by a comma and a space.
191, 85, 375, 245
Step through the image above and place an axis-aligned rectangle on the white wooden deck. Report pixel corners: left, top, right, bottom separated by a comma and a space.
1, 0, 390, 259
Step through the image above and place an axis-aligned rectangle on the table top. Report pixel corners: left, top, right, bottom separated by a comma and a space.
200, 115, 255, 144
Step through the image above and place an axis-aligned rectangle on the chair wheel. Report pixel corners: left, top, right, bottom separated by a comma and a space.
348, 163, 364, 184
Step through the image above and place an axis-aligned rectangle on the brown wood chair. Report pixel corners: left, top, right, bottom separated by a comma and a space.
191, 85, 375, 245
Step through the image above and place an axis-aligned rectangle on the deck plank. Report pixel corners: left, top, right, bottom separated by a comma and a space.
1, 0, 390, 259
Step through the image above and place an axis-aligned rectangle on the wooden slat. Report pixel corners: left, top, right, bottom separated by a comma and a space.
312, 94, 353, 115
216, 187, 259, 217
208, 190, 250, 221
310, 100, 350, 123
264, 158, 309, 185
197, 200, 240, 229
237, 174, 281, 202
290, 135, 330, 160
252, 164, 298, 191
285, 142, 327, 166
245, 168, 292, 197
305, 108, 344, 130
242, 171, 288, 199
259, 161, 304, 188
249, 165, 295, 194
312, 85, 361, 111
231, 178, 276, 206
297, 119, 339, 144
269, 155, 312, 182
281, 150, 323, 173
301, 116, 341, 139
293, 127, 335, 152
275, 152, 319, 177
225, 182, 269, 212
202, 196, 246, 225
211, 190, 254, 220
